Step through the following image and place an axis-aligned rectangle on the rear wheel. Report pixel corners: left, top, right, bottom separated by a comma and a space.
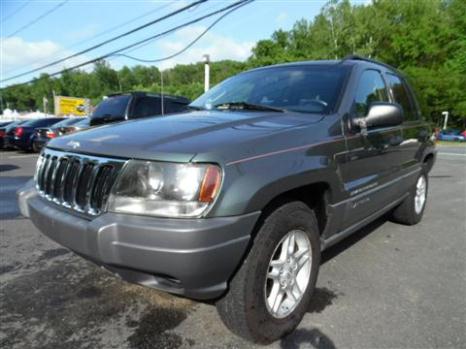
32, 142, 40, 153
216, 201, 320, 344
391, 170, 428, 225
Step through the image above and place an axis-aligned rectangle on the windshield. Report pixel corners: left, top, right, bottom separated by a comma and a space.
190, 65, 349, 114
92, 95, 131, 120
74, 118, 90, 127
53, 118, 84, 128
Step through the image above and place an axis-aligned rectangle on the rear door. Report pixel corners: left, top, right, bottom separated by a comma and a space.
131, 96, 162, 119
384, 73, 430, 175
340, 69, 403, 228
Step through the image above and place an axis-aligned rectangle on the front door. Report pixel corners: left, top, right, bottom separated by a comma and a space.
340, 69, 403, 229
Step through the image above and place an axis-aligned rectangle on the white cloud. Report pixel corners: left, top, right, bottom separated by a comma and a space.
153, 25, 254, 70
66, 24, 99, 41
276, 12, 289, 26
1, 37, 89, 84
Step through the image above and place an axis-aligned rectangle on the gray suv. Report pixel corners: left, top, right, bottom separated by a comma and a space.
18, 56, 436, 343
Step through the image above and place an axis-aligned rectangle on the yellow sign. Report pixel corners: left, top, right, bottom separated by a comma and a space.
54, 96, 90, 116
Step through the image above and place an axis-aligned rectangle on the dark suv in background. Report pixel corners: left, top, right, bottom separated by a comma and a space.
90, 92, 190, 126
19, 56, 436, 343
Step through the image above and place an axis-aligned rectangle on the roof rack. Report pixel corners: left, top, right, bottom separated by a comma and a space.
340, 54, 397, 71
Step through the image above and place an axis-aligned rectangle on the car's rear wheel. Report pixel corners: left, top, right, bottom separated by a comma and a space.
32, 142, 40, 153
216, 201, 320, 344
391, 170, 428, 225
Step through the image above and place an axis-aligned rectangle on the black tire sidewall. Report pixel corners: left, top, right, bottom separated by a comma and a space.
242, 203, 321, 342
410, 170, 429, 222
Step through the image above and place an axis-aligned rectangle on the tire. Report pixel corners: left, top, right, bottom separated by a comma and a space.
390, 169, 428, 225
32, 142, 39, 153
216, 201, 321, 344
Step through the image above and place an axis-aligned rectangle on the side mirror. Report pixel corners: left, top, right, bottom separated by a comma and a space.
365, 102, 403, 128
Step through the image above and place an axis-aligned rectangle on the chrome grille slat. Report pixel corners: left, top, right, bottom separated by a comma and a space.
71, 159, 84, 210
34, 149, 125, 216
84, 164, 101, 213
37, 154, 49, 191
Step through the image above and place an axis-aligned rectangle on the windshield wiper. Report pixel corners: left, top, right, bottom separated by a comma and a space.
213, 102, 285, 113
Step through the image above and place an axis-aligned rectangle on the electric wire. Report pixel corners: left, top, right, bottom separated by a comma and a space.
2, 0, 32, 23
6, 0, 69, 38
4, 1, 176, 75
112, 2, 248, 63
1, 0, 252, 88
1, 0, 208, 83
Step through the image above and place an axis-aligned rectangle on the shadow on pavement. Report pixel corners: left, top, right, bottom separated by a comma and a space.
0, 164, 19, 172
281, 328, 336, 349
0, 175, 32, 219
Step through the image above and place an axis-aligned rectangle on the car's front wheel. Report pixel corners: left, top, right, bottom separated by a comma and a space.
216, 201, 320, 344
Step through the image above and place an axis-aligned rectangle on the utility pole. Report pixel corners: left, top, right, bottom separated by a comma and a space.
203, 54, 210, 92
442, 111, 449, 130
43, 96, 48, 115
0, 92, 4, 114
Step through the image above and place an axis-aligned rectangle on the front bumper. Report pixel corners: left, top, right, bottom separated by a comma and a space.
18, 181, 260, 300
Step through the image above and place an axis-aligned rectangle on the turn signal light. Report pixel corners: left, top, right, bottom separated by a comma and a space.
199, 165, 222, 203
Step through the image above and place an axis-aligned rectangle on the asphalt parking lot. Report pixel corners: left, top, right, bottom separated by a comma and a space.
1, 146, 465, 349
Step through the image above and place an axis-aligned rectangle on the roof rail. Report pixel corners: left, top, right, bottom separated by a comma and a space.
340, 54, 397, 71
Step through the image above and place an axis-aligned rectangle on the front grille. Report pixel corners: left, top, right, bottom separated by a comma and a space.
35, 149, 125, 216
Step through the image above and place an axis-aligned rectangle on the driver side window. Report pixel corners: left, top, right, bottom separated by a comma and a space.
354, 70, 389, 118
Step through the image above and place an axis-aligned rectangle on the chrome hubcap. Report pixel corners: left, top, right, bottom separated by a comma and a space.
264, 230, 312, 319
414, 175, 427, 214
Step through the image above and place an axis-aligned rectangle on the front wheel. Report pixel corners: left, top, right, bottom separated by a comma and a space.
216, 201, 320, 344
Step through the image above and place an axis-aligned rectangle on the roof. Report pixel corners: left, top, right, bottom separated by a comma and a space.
247, 55, 399, 74
107, 91, 190, 103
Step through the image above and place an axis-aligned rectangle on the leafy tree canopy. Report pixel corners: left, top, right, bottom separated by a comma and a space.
2, 0, 464, 126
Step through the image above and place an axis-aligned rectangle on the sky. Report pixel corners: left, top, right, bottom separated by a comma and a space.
0, 0, 366, 88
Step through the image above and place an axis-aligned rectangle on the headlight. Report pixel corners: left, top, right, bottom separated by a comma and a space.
107, 160, 222, 218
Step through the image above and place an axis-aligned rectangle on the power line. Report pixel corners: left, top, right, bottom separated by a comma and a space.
6, 0, 69, 38
113, 3, 248, 63
110, 2, 227, 57
5, 1, 176, 75
1, 0, 253, 89
1, 0, 208, 83
2, 0, 32, 23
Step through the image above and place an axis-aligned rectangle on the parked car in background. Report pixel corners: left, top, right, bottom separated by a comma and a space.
62, 117, 92, 134
32, 118, 85, 152
89, 92, 190, 126
0, 121, 14, 147
1, 120, 30, 150
10, 118, 64, 151
461, 130, 466, 138
0, 121, 14, 128
437, 129, 465, 142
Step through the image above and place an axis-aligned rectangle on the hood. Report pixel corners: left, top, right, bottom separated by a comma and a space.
48, 110, 324, 163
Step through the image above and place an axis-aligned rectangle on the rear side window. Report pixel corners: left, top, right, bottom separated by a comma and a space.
92, 95, 131, 122
164, 101, 188, 114
385, 73, 417, 121
354, 70, 389, 117
132, 97, 162, 118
